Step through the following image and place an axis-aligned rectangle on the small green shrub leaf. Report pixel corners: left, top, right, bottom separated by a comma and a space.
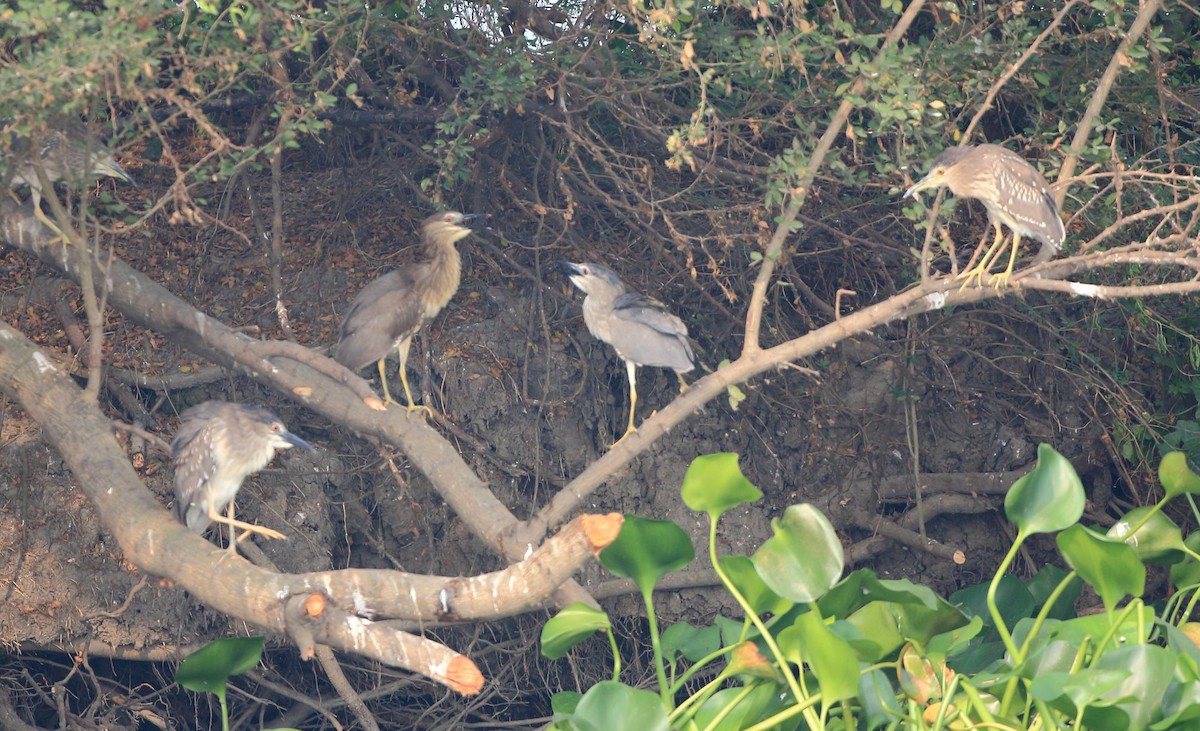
751, 504, 843, 602
1057, 525, 1145, 613
541, 602, 612, 660
175, 636, 265, 696
681, 453, 763, 519
1005, 444, 1085, 535
600, 515, 693, 597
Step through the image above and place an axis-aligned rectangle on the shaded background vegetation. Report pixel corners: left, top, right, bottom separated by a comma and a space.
3, 0, 1200, 727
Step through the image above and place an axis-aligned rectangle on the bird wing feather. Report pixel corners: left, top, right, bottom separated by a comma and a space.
171, 415, 221, 530
609, 292, 695, 371
611, 292, 689, 338
335, 267, 427, 370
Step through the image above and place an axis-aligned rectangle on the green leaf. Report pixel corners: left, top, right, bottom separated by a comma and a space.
751, 504, 844, 603
859, 667, 904, 730
1159, 451, 1200, 500
692, 681, 782, 730
778, 611, 860, 704
719, 555, 791, 616
661, 622, 721, 662
541, 602, 612, 660
681, 453, 763, 520
550, 690, 582, 717
1107, 506, 1187, 565
1005, 444, 1085, 535
567, 681, 671, 731
600, 516, 693, 597
1057, 525, 1145, 613
175, 636, 265, 696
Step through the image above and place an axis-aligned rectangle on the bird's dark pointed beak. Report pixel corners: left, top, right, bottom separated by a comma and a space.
461, 213, 489, 231
903, 174, 932, 199
282, 431, 317, 452
555, 260, 583, 276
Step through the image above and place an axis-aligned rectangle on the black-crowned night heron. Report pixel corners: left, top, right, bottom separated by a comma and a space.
560, 261, 695, 444
334, 210, 485, 415
2, 122, 136, 234
904, 143, 1064, 289
172, 401, 315, 552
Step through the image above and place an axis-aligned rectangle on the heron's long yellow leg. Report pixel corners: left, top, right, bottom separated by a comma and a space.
987, 234, 1024, 290
676, 373, 690, 393
383, 337, 434, 417
957, 224, 1007, 289
612, 361, 639, 447
208, 502, 286, 545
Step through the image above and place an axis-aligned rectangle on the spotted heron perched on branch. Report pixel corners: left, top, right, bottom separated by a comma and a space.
560, 261, 695, 445
172, 401, 315, 552
2, 121, 136, 234
904, 144, 1064, 289
335, 210, 485, 414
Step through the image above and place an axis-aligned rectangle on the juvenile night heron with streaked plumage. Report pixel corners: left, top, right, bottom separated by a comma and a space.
172, 401, 315, 552
2, 121, 136, 235
335, 210, 486, 415
560, 261, 695, 446
904, 144, 1064, 289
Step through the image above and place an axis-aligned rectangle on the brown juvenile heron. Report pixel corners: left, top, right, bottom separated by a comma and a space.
172, 401, 315, 552
334, 210, 485, 414
560, 261, 695, 445
2, 122, 136, 234
904, 144, 1064, 289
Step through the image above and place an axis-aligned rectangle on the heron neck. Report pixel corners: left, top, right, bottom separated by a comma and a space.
424, 236, 462, 312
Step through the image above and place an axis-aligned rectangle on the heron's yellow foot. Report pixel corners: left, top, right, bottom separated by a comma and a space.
990, 271, 1015, 290
610, 425, 638, 448
237, 524, 287, 541
32, 206, 68, 243
956, 264, 989, 290
405, 402, 436, 419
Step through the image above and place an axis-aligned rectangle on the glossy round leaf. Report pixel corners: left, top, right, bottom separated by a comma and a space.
778, 612, 861, 704
541, 602, 612, 660
1005, 444, 1085, 536
569, 681, 671, 731
600, 515, 693, 597
681, 452, 763, 520
1057, 524, 1145, 612
1106, 506, 1186, 565
751, 504, 844, 603
719, 555, 791, 616
175, 636, 265, 696
1159, 451, 1200, 500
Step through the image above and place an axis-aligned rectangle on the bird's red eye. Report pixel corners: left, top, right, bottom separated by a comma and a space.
273, 424, 282, 433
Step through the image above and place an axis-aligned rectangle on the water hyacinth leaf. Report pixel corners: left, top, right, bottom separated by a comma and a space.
541, 602, 612, 660
719, 555, 791, 616
1057, 524, 1145, 613
661, 622, 720, 663
600, 515, 693, 597
1005, 444, 1085, 536
778, 612, 860, 704
681, 452, 763, 519
752, 504, 844, 603
175, 636, 265, 696
567, 681, 671, 731
860, 667, 904, 730
1159, 451, 1200, 500
1107, 506, 1187, 565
